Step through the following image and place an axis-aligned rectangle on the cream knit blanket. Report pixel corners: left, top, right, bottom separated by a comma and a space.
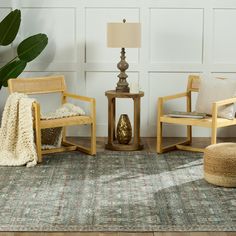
0, 93, 37, 167
0, 93, 85, 167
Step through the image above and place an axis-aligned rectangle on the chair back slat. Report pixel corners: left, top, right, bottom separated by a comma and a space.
8, 75, 66, 94
187, 75, 201, 92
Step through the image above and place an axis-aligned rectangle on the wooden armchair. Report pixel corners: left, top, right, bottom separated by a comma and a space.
8, 75, 96, 163
157, 75, 236, 153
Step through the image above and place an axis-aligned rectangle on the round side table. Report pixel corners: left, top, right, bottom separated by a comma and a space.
105, 90, 144, 151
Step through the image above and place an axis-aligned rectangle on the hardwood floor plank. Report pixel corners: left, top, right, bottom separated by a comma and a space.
154, 233, 230, 236
154, 232, 190, 236
188, 232, 226, 236
226, 233, 236, 236
5, 233, 118, 236
119, 233, 153, 236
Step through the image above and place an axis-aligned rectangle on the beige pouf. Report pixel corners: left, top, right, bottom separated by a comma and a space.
204, 143, 236, 187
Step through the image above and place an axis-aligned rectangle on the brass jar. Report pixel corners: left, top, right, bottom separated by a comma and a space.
117, 114, 132, 144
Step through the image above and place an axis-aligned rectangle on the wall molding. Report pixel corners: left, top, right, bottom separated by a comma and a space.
1, 0, 236, 137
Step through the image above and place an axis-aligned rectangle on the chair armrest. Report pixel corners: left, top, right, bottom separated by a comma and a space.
214, 97, 236, 107
211, 97, 236, 121
160, 92, 188, 102
64, 92, 95, 103
157, 92, 189, 117
63, 93, 96, 120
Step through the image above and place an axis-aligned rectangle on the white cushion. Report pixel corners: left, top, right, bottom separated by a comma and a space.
195, 78, 236, 119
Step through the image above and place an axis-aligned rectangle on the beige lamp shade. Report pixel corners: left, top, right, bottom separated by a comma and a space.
107, 22, 141, 48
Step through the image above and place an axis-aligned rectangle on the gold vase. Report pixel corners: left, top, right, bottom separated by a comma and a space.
117, 114, 132, 144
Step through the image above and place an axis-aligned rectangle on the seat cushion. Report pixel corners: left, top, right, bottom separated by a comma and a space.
41, 103, 85, 120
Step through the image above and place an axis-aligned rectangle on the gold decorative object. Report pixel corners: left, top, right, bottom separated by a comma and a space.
107, 19, 141, 92
117, 114, 132, 144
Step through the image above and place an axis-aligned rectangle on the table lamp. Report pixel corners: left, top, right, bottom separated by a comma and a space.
107, 19, 141, 92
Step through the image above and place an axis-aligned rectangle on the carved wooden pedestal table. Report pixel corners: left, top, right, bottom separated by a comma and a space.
105, 90, 144, 151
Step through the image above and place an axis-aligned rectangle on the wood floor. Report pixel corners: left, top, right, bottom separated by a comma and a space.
0, 232, 235, 236
1, 137, 236, 236
69, 136, 236, 154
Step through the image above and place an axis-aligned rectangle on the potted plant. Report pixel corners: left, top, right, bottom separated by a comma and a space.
0, 9, 48, 89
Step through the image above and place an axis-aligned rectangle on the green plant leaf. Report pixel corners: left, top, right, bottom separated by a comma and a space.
0, 9, 21, 46
0, 60, 26, 87
17, 33, 48, 62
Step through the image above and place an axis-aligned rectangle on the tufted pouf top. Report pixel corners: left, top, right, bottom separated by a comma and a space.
204, 142, 236, 187
206, 142, 236, 156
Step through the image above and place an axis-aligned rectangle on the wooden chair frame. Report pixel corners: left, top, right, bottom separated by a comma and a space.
8, 75, 96, 163
157, 75, 236, 153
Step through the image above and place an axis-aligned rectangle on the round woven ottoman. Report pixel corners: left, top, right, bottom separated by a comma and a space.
204, 143, 236, 187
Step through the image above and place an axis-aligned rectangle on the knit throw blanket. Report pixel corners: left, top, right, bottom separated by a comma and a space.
0, 93, 85, 167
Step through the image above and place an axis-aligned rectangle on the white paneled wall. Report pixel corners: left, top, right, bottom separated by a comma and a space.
1, 0, 236, 137
150, 8, 203, 64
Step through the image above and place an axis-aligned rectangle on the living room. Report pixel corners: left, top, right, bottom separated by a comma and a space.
0, 0, 235, 236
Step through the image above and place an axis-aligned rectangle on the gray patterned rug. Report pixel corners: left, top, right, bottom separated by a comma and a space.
0, 151, 235, 231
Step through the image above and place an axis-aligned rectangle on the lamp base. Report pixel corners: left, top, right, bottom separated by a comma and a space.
116, 85, 130, 93
116, 47, 130, 93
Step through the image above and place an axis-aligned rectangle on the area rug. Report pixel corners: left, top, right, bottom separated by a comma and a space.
0, 151, 235, 231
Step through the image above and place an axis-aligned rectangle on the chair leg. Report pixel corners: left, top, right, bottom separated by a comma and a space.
90, 122, 96, 155
187, 125, 192, 143
35, 127, 42, 163
211, 127, 217, 145
157, 121, 163, 153
211, 104, 217, 145
34, 103, 42, 163
62, 127, 66, 142
63, 123, 96, 156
